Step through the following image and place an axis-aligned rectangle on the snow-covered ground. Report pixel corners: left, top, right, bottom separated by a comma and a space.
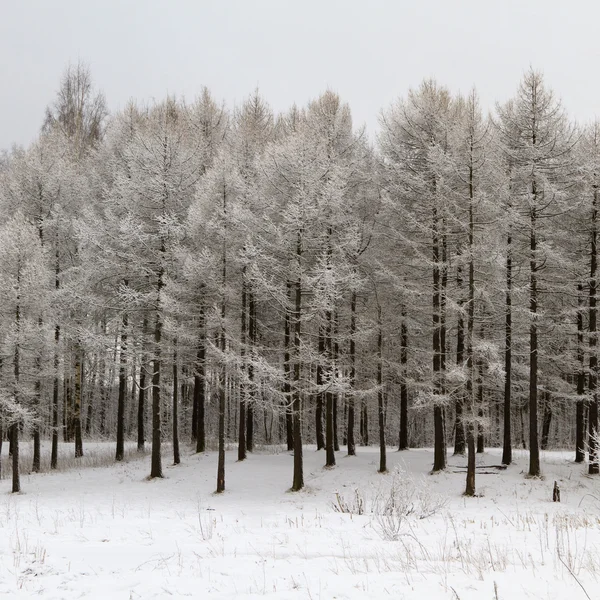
1, 443, 599, 599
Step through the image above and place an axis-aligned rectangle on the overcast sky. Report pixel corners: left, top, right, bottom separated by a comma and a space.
2, 0, 599, 150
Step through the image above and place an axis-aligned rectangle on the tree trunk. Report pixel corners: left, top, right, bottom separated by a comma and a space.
12, 298, 21, 492
116, 310, 127, 462
51, 323, 60, 470
377, 306, 386, 473
529, 201, 541, 477
172, 340, 180, 465
432, 201, 446, 472
333, 317, 340, 452
465, 154, 477, 493
64, 359, 72, 443
541, 392, 552, 451
454, 261, 466, 456
590, 187, 599, 475
440, 229, 448, 467
465, 422, 476, 496
361, 401, 368, 445
576, 282, 586, 463
32, 312, 42, 473
246, 289, 256, 452
316, 330, 325, 451
150, 311, 163, 479
502, 228, 513, 465
73, 344, 84, 458
138, 317, 148, 452
238, 276, 247, 461
291, 231, 304, 491
348, 290, 357, 455
476, 354, 484, 454
51, 244, 60, 469
325, 315, 335, 467
11, 424, 19, 493
216, 187, 227, 494
284, 281, 294, 451
32, 389, 41, 473
399, 306, 409, 451
195, 305, 206, 453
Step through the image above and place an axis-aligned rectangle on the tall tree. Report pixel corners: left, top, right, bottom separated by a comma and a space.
496, 69, 575, 477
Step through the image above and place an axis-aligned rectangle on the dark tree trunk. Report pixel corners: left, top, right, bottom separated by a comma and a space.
116, 310, 128, 462
590, 186, 599, 475
64, 365, 72, 443
399, 306, 409, 450
32, 387, 41, 473
529, 201, 541, 478
98, 342, 108, 437
316, 330, 325, 451
465, 154, 477, 493
360, 401, 368, 445
377, 306, 386, 473
576, 282, 586, 463
11, 424, 19, 493
440, 228, 448, 466
32, 312, 42, 473
333, 318, 340, 452
454, 261, 466, 456
217, 188, 227, 494
333, 395, 339, 452
195, 306, 206, 454
51, 324, 60, 469
342, 399, 348, 446
128, 360, 136, 438
325, 390, 335, 466
284, 281, 294, 451
12, 304, 21, 492
150, 311, 163, 479
520, 402, 527, 450
246, 290, 255, 452
465, 422, 476, 496
325, 315, 335, 467
476, 356, 484, 454
348, 291, 357, 455
541, 392, 552, 451
138, 316, 148, 452
85, 373, 94, 436
172, 341, 180, 465
51, 245, 60, 469
216, 344, 226, 493
502, 228, 513, 464
73, 345, 84, 459
238, 277, 247, 461
291, 231, 304, 492
432, 201, 446, 472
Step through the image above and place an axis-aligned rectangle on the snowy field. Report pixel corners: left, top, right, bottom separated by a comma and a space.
1, 443, 600, 599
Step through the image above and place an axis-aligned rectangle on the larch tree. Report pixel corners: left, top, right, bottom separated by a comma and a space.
379, 80, 458, 472
0, 213, 51, 492
496, 69, 576, 478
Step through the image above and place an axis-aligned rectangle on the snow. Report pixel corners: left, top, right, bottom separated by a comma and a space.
1, 443, 600, 599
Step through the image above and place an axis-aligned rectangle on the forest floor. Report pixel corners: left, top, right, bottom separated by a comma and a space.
1, 442, 600, 599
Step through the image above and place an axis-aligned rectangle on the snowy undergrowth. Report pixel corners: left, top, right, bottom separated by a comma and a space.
0, 440, 148, 478
1, 445, 600, 599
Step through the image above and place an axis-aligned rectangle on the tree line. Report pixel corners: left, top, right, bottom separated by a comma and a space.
0, 64, 596, 497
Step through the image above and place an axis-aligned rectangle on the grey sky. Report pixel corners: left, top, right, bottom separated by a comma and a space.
2, 0, 599, 150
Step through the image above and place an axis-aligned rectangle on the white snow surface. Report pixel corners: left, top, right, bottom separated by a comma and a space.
1, 443, 600, 599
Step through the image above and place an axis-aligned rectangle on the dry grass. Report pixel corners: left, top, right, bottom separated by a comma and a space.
0, 440, 148, 479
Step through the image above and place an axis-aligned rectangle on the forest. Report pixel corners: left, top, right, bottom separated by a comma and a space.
0, 63, 595, 499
